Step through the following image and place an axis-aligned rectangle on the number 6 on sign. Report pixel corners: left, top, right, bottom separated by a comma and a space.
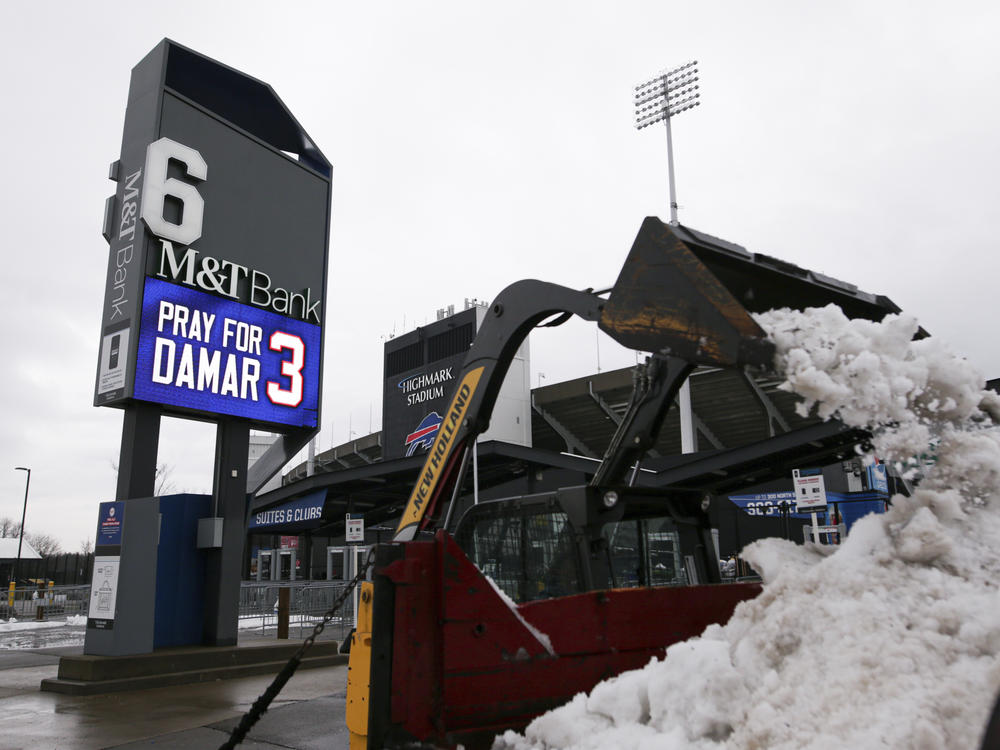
141, 137, 207, 246
267, 331, 305, 407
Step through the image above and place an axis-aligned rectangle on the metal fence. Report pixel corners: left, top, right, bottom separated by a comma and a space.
1, 584, 90, 620
16, 553, 94, 586
238, 580, 355, 640
0, 580, 357, 640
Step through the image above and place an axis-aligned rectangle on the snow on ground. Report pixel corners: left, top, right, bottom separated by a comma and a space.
0, 614, 313, 634
236, 614, 327, 630
0, 614, 87, 650
0, 614, 85, 633
496, 305, 1000, 750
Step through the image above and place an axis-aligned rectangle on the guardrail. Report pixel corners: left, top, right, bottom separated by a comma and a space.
0, 581, 356, 641
2, 584, 90, 620
238, 581, 354, 640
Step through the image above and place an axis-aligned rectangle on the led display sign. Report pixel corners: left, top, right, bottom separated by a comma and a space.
135, 278, 320, 427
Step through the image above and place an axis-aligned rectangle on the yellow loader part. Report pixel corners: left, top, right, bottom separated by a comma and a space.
347, 581, 374, 750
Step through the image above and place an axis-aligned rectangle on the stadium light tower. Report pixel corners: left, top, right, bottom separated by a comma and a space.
634, 61, 700, 226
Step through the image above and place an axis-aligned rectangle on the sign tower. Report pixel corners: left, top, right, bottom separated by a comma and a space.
93, 40, 331, 648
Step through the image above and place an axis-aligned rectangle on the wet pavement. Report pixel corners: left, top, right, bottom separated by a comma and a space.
0, 627, 350, 750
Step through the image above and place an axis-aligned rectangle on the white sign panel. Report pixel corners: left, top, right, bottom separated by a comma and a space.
792, 468, 828, 513
346, 514, 364, 543
97, 329, 130, 395
88, 556, 121, 628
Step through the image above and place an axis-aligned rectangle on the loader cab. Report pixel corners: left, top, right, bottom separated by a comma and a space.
453, 485, 721, 604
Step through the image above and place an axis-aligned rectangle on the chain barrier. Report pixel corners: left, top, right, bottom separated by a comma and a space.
219, 547, 377, 750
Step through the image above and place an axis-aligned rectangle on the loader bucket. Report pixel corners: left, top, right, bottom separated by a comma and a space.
600, 218, 774, 368
600, 217, 909, 367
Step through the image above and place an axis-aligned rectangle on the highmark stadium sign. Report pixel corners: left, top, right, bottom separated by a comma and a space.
94, 41, 331, 431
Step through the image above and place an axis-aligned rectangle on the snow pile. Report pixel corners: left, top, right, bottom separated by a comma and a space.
764, 305, 1000, 479
496, 305, 1000, 750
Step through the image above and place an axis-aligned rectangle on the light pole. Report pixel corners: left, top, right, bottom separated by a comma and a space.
12, 467, 30, 586
634, 61, 700, 225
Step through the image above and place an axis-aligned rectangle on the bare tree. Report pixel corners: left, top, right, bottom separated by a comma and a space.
110, 461, 178, 495
0, 517, 62, 556
0, 517, 22, 538
80, 538, 94, 555
25, 533, 61, 557
155, 463, 177, 495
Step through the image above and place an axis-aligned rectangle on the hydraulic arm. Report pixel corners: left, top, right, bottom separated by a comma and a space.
394, 218, 779, 542
392, 280, 606, 541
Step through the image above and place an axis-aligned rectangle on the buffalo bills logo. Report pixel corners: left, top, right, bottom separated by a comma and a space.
405, 412, 443, 456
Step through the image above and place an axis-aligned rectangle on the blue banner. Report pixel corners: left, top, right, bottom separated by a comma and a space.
728, 491, 813, 519
728, 491, 887, 530
134, 277, 321, 428
96, 501, 125, 546
248, 490, 326, 531
839, 498, 886, 531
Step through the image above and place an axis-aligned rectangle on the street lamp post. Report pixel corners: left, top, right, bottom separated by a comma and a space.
634, 61, 701, 226
12, 467, 30, 586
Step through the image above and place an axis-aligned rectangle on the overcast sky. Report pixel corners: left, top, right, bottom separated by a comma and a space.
1, 1, 997, 551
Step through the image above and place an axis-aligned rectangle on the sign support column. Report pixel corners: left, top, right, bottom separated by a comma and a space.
793, 467, 829, 543
92, 39, 332, 655
116, 402, 161, 500
346, 513, 365, 627
204, 418, 250, 646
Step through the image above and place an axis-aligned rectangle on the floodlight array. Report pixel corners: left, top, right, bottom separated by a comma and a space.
633, 60, 700, 130
634, 60, 698, 92
634, 63, 698, 105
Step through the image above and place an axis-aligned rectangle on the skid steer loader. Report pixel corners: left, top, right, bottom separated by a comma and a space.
346, 217, 904, 749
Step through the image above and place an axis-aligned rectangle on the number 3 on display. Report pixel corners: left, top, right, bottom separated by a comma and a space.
267, 332, 305, 407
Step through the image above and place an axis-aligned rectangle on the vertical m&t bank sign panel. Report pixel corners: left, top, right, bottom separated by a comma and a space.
94, 40, 331, 431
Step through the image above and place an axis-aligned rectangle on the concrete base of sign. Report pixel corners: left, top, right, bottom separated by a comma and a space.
39, 640, 345, 696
